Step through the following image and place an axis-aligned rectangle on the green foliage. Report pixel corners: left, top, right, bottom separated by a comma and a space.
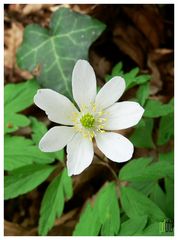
144, 98, 174, 118
17, 7, 106, 98
141, 222, 174, 236
157, 112, 174, 145
119, 157, 173, 182
39, 168, 73, 235
4, 164, 55, 200
118, 215, 147, 236
4, 79, 39, 133
165, 177, 174, 219
159, 151, 174, 163
73, 203, 100, 236
105, 62, 150, 89
130, 118, 154, 148
149, 183, 166, 212
120, 186, 166, 222
136, 82, 150, 106
73, 182, 120, 236
4, 135, 55, 171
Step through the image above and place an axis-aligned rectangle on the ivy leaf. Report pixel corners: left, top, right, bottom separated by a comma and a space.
30, 117, 64, 160
157, 112, 174, 145
17, 7, 106, 98
4, 164, 54, 200
105, 62, 150, 89
39, 168, 73, 236
4, 79, 39, 133
144, 98, 174, 118
4, 135, 55, 171
136, 82, 150, 106
130, 118, 154, 148
118, 215, 147, 236
73, 182, 120, 236
120, 186, 166, 222
119, 157, 173, 182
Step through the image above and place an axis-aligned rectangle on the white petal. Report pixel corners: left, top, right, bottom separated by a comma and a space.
34, 89, 78, 125
95, 76, 126, 109
72, 60, 96, 109
39, 126, 76, 152
95, 132, 134, 163
104, 101, 144, 130
67, 133, 94, 176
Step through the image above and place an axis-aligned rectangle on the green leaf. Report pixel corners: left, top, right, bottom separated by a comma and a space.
118, 215, 147, 236
94, 182, 120, 235
4, 164, 54, 200
157, 112, 174, 145
39, 168, 73, 236
73, 202, 100, 236
30, 117, 64, 161
130, 118, 154, 148
4, 79, 39, 133
141, 222, 174, 236
120, 186, 166, 222
150, 184, 166, 212
4, 135, 55, 171
105, 62, 150, 89
119, 157, 173, 182
165, 177, 174, 219
30, 117, 48, 144
159, 151, 174, 163
136, 82, 150, 106
144, 99, 174, 118
17, 7, 106, 98
73, 182, 120, 236
130, 180, 155, 196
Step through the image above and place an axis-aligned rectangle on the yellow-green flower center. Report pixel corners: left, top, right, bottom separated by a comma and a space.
80, 113, 95, 129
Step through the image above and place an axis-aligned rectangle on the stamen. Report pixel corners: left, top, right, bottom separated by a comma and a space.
80, 113, 95, 129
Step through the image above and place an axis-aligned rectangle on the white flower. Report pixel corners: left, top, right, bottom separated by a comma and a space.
34, 60, 144, 176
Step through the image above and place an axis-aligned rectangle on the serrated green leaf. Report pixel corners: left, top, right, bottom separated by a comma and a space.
105, 62, 150, 89
4, 113, 31, 134
73, 202, 100, 236
136, 82, 150, 106
130, 118, 154, 148
165, 177, 174, 219
130, 180, 156, 196
118, 215, 147, 236
144, 99, 174, 118
17, 7, 106, 98
121, 186, 166, 222
4, 135, 55, 171
141, 222, 174, 236
73, 182, 120, 236
4, 79, 39, 133
4, 164, 54, 200
39, 168, 73, 236
94, 182, 120, 235
30, 117, 48, 144
157, 112, 174, 145
30, 117, 64, 161
119, 157, 173, 182
159, 151, 174, 163
150, 184, 166, 212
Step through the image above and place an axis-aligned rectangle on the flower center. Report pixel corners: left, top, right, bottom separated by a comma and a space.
80, 113, 95, 129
